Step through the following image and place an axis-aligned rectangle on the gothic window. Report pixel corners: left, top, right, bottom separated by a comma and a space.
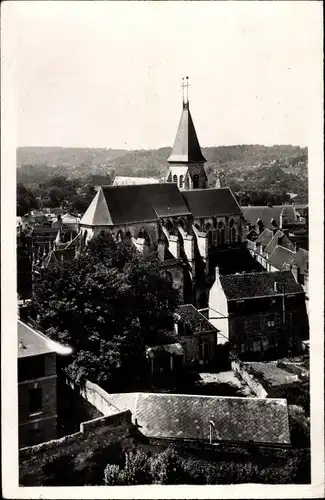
179, 175, 184, 189
207, 230, 213, 247
167, 172, 172, 183
193, 174, 199, 189
178, 218, 186, 231
165, 219, 174, 233
185, 176, 190, 190
173, 174, 178, 184
231, 227, 236, 244
216, 221, 225, 246
125, 231, 132, 239
138, 228, 151, 247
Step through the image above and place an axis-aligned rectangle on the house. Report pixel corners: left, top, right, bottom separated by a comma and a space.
101, 392, 291, 447
242, 205, 298, 232
208, 269, 309, 356
18, 321, 59, 447
146, 304, 220, 374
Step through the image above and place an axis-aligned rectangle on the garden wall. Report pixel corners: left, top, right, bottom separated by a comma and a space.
231, 361, 268, 398
19, 410, 134, 486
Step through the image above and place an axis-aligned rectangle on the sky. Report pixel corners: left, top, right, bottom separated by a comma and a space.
12, 1, 322, 149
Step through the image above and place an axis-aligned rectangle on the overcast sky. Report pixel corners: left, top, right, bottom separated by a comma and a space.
13, 1, 321, 149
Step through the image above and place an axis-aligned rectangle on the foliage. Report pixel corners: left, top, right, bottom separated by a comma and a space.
268, 380, 310, 416
104, 450, 152, 485
149, 447, 188, 484
17, 183, 39, 215
31, 231, 178, 389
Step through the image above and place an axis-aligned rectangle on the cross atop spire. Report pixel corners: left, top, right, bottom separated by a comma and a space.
181, 76, 190, 107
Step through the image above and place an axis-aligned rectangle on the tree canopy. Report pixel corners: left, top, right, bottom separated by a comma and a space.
31, 231, 178, 388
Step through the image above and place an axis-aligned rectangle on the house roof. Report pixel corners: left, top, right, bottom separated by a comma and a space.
219, 270, 303, 300
175, 304, 218, 334
31, 227, 59, 237
181, 188, 242, 218
18, 320, 56, 358
242, 205, 296, 229
255, 228, 274, 247
113, 176, 160, 186
264, 230, 293, 255
81, 184, 191, 226
291, 247, 309, 274
103, 392, 291, 445
268, 246, 295, 271
167, 102, 206, 163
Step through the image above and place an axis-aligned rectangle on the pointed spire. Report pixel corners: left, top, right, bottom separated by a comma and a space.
168, 77, 206, 164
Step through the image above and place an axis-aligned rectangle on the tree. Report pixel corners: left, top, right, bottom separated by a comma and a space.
31, 231, 178, 389
104, 450, 151, 485
17, 183, 39, 215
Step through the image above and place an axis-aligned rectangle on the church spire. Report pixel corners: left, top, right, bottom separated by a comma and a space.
167, 77, 206, 164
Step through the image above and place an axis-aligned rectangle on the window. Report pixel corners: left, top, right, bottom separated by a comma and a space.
267, 314, 275, 327
173, 175, 178, 184
29, 388, 43, 415
193, 174, 199, 189
240, 343, 246, 353
179, 175, 184, 189
199, 340, 210, 360
253, 341, 261, 352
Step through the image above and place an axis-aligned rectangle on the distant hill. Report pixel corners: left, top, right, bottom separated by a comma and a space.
17, 145, 308, 202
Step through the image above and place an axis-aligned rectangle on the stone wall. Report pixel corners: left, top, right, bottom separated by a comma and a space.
231, 360, 268, 398
19, 410, 134, 486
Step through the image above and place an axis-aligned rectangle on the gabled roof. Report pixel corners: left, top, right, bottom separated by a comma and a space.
103, 392, 291, 445
219, 270, 303, 300
181, 188, 242, 218
81, 184, 191, 226
167, 103, 206, 163
242, 205, 296, 229
268, 246, 295, 271
255, 228, 274, 247
31, 227, 59, 237
264, 229, 293, 255
213, 247, 264, 275
291, 247, 309, 274
175, 304, 219, 334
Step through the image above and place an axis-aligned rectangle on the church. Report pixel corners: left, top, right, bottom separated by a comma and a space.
78, 80, 260, 308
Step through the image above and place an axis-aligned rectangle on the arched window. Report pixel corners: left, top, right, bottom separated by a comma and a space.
178, 218, 186, 231
138, 228, 151, 247
125, 231, 132, 239
205, 222, 212, 232
207, 230, 213, 247
193, 174, 199, 189
173, 174, 178, 184
165, 219, 174, 233
216, 222, 224, 246
185, 176, 190, 190
82, 230, 88, 247
179, 175, 184, 189
231, 227, 236, 244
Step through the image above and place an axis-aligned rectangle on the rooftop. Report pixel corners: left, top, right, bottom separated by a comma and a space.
242, 205, 296, 230
181, 188, 242, 218
113, 176, 160, 186
103, 392, 291, 445
219, 270, 303, 300
18, 320, 56, 358
268, 245, 296, 271
175, 304, 218, 334
255, 228, 274, 247
81, 183, 191, 226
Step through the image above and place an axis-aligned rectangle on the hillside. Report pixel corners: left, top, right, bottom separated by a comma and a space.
17, 145, 308, 202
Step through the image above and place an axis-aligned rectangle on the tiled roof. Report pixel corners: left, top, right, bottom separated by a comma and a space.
291, 248, 308, 274
255, 228, 274, 247
81, 184, 191, 226
167, 102, 206, 163
242, 205, 296, 229
181, 188, 242, 218
104, 392, 291, 445
219, 270, 303, 300
175, 304, 218, 334
268, 246, 295, 271
31, 227, 60, 237
18, 320, 56, 358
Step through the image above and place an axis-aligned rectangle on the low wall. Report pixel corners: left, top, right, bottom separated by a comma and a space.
19, 410, 134, 486
67, 378, 121, 416
231, 361, 268, 398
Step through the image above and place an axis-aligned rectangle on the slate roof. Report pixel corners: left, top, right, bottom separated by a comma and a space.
242, 205, 296, 229
291, 248, 309, 274
167, 102, 206, 163
81, 184, 191, 226
181, 188, 242, 218
18, 320, 56, 358
175, 304, 218, 334
31, 227, 60, 238
255, 228, 274, 247
264, 230, 293, 256
104, 392, 291, 445
219, 270, 303, 300
268, 246, 295, 271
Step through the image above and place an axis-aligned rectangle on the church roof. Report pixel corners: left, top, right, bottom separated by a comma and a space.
80, 184, 191, 226
242, 205, 296, 229
181, 188, 242, 218
167, 103, 206, 164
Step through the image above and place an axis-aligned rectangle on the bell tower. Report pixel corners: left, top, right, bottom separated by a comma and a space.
166, 77, 208, 190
